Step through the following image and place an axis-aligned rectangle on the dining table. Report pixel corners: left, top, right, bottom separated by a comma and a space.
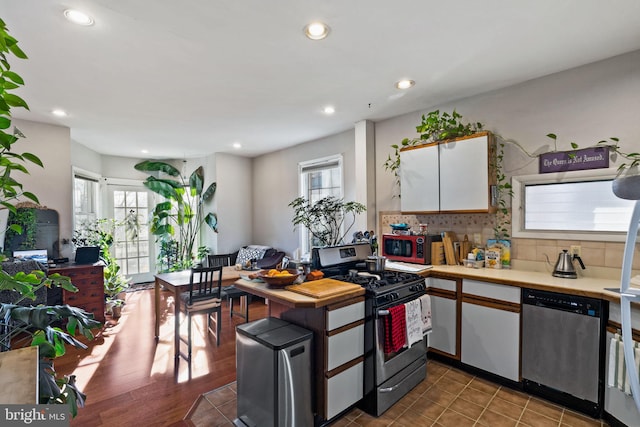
153, 266, 244, 372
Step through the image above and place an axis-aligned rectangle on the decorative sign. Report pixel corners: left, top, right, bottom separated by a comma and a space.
539, 146, 609, 174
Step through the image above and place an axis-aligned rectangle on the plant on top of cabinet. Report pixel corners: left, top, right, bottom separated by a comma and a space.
289, 196, 366, 247
134, 160, 218, 271
384, 109, 484, 189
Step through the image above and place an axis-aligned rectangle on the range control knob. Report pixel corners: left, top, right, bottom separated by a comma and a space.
409, 283, 426, 292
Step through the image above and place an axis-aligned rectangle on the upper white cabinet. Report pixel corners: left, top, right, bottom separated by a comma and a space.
400, 132, 496, 213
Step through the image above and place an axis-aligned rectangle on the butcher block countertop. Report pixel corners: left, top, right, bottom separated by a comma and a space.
418, 265, 627, 303
233, 277, 365, 308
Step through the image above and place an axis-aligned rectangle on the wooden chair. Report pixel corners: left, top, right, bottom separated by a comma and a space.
209, 253, 251, 322
207, 254, 230, 268
178, 266, 225, 373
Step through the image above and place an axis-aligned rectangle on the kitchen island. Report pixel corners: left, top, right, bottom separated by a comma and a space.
234, 277, 366, 425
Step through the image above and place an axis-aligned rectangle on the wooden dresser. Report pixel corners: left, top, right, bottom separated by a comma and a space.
50, 263, 105, 323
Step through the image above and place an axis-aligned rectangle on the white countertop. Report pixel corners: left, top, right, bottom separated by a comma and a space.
397, 264, 629, 303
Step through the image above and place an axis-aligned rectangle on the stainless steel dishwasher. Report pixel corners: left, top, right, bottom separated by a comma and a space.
521, 288, 607, 418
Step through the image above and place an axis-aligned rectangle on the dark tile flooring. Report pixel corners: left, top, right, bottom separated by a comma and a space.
185, 360, 610, 427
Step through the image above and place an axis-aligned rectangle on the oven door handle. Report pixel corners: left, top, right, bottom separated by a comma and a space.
378, 309, 389, 316
379, 383, 402, 393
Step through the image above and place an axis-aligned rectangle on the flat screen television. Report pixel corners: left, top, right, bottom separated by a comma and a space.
13, 249, 48, 263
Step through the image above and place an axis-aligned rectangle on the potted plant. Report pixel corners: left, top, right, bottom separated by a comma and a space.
0, 17, 100, 417
73, 218, 131, 315
289, 196, 366, 247
134, 160, 218, 272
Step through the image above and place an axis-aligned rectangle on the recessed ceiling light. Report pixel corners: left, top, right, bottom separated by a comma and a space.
141, 149, 149, 154
64, 9, 94, 26
232, 142, 242, 149
52, 109, 67, 117
395, 79, 415, 90
304, 22, 330, 40
323, 106, 335, 115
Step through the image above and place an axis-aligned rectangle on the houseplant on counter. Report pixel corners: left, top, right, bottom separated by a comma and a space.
0, 16, 100, 416
134, 160, 218, 272
289, 196, 366, 247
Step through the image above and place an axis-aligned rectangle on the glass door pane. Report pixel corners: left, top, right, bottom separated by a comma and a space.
108, 185, 154, 283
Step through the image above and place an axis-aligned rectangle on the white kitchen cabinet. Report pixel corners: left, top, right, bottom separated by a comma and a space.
400, 142, 439, 212
325, 361, 364, 420
460, 280, 520, 382
426, 277, 458, 358
400, 131, 495, 213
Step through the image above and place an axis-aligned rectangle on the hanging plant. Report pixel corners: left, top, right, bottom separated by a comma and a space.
491, 139, 513, 240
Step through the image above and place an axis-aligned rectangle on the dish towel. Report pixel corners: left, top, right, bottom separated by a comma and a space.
384, 304, 406, 354
419, 294, 432, 334
405, 299, 423, 347
607, 333, 640, 395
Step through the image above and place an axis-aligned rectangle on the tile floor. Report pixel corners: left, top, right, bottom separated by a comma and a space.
185, 360, 610, 426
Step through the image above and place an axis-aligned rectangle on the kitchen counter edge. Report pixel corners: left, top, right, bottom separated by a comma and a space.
421, 265, 627, 303
233, 278, 365, 308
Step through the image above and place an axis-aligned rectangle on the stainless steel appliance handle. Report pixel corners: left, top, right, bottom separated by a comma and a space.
379, 383, 401, 393
377, 310, 389, 316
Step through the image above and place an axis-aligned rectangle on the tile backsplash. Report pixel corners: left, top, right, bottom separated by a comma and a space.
379, 211, 639, 278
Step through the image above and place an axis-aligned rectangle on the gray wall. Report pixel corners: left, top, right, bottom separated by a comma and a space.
252, 129, 356, 256
10, 119, 74, 257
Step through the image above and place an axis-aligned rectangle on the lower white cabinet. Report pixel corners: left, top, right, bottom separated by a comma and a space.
429, 295, 457, 356
325, 361, 364, 420
461, 280, 520, 382
427, 277, 458, 357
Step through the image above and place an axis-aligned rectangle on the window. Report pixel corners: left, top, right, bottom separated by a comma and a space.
299, 155, 343, 253
512, 169, 635, 242
73, 172, 100, 230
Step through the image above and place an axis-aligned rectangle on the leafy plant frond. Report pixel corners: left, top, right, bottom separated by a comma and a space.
289, 196, 366, 247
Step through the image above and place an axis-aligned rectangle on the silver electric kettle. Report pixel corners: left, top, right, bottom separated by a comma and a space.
552, 249, 586, 279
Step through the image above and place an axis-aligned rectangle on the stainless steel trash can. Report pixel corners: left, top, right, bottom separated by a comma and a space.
235, 317, 313, 427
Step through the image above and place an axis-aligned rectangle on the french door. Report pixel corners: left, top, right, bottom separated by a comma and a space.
106, 184, 155, 284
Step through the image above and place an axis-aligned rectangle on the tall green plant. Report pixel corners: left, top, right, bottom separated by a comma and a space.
0, 17, 99, 417
0, 19, 42, 222
134, 160, 217, 271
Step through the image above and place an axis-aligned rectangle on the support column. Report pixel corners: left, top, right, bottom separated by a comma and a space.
354, 120, 376, 234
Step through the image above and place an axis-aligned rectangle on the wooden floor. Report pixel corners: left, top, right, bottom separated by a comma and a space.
55, 288, 268, 427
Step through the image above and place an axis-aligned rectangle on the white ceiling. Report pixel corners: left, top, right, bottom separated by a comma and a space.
2, 1, 640, 159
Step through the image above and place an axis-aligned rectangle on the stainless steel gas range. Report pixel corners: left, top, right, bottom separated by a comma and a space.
312, 244, 429, 416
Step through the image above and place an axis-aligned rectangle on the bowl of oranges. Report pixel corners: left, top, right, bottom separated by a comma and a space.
256, 268, 300, 288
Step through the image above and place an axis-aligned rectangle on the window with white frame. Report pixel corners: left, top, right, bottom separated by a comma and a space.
73, 173, 100, 231
512, 169, 635, 241
299, 155, 343, 254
